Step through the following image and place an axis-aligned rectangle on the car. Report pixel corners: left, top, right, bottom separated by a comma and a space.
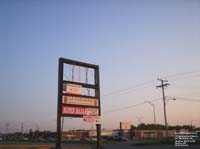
80, 137, 90, 141
119, 136, 129, 141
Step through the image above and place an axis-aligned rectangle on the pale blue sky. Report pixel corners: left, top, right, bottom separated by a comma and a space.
0, 0, 200, 132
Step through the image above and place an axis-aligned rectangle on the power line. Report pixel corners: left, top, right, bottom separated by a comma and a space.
167, 74, 200, 84
102, 80, 155, 97
102, 70, 200, 98
102, 73, 198, 114
102, 98, 161, 114
104, 85, 153, 98
167, 96, 200, 102
100, 70, 200, 119
162, 70, 200, 80
103, 102, 145, 114
168, 92, 200, 99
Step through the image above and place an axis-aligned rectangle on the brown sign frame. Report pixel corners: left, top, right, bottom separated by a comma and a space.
56, 58, 101, 148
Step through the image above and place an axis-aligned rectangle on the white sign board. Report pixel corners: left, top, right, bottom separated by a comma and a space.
120, 122, 131, 130
83, 116, 101, 124
66, 84, 81, 95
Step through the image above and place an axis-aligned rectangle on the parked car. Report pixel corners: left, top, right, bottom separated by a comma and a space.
119, 136, 129, 141
104, 136, 128, 141
80, 137, 90, 141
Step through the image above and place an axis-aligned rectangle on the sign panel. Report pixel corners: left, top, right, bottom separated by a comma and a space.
62, 106, 99, 116
95, 117, 101, 124
65, 84, 82, 95
120, 122, 131, 130
62, 96, 98, 107
83, 116, 101, 124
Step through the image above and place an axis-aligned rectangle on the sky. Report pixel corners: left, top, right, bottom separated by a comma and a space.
0, 0, 200, 133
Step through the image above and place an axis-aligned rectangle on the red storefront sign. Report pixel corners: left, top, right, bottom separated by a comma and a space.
62, 106, 99, 116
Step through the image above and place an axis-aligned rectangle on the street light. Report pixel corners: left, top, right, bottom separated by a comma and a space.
167, 97, 176, 101
145, 101, 156, 124
137, 116, 143, 125
190, 120, 194, 130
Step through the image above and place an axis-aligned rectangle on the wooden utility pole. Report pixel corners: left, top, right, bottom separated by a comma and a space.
156, 78, 170, 138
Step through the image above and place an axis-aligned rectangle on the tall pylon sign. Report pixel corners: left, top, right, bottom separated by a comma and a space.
56, 58, 101, 149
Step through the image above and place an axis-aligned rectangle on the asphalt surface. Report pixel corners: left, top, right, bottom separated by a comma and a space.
63, 141, 200, 149
102, 141, 200, 149
1, 141, 200, 149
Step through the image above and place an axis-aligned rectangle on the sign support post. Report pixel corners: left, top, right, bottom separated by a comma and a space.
56, 58, 63, 149
95, 66, 101, 148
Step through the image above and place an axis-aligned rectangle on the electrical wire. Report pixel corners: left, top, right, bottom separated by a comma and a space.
167, 96, 200, 102
102, 70, 200, 98
162, 70, 200, 80
102, 80, 156, 97
102, 98, 161, 114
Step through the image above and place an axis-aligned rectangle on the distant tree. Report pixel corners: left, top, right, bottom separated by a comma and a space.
137, 123, 166, 130
131, 125, 137, 130
34, 129, 40, 139
137, 123, 146, 130
133, 123, 197, 131
29, 129, 33, 138
195, 127, 200, 131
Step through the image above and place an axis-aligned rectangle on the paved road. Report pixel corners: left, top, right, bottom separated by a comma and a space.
1, 142, 200, 149
102, 141, 200, 149
62, 142, 193, 149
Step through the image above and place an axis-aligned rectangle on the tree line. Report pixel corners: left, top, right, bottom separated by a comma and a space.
131, 123, 200, 131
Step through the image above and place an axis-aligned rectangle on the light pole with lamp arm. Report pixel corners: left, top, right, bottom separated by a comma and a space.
145, 101, 156, 124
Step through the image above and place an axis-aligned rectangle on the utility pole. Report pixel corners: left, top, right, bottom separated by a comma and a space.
190, 120, 194, 131
21, 122, 24, 134
156, 78, 170, 139
21, 122, 24, 139
5, 122, 9, 134
145, 101, 156, 124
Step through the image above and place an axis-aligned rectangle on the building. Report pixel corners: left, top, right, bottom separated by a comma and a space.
62, 130, 88, 140
88, 129, 118, 138
134, 130, 176, 139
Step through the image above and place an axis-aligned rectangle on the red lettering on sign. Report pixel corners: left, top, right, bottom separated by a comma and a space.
62, 106, 99, 116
